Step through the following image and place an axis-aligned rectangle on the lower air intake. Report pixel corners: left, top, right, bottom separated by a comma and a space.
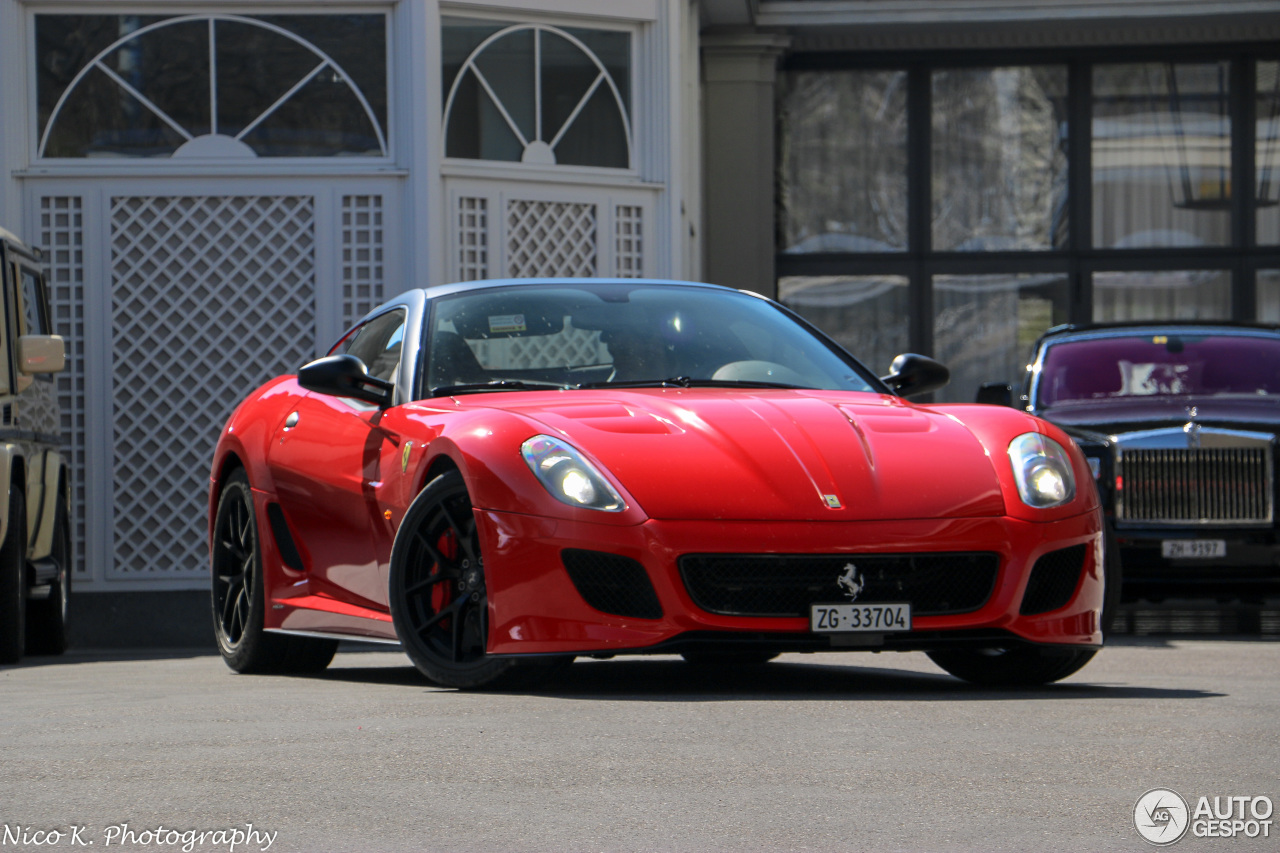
1020, 545, 1087, 616
562, 549, 663, 620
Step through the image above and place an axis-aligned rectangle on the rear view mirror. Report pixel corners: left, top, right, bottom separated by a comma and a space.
17, 335, 65, 374
880, 353, 950, 398
298, 354, 394, 407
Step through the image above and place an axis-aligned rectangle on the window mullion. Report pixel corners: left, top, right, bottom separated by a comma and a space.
1070, 60, 1092, 323
1235, 55, 1257, 319
908, 65, 932, 357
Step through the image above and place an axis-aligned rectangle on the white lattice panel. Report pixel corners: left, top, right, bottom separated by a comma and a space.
457, 197, 489, 281
109, 196, 316, 578
40, 197, 86, 580
506, 200, 598, 277
614, 205, 644, 277
341, 195, 385, 328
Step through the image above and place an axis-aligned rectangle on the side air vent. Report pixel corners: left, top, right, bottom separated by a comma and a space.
562, 549, 663, 619
266, 502, 305, 572
1020, 545, 1087, 616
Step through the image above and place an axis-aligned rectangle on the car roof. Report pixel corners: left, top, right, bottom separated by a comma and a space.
0, 226, 40, 260
414, 277, 739, 302
1035, 320, 1280, 348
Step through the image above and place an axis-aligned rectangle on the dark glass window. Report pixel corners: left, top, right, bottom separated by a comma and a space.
442, 18, 632, 169
36, 14, 388, 159
932, 67, 1068, 251
778, 275, 909, 377
777, 49, 1280, 404
778, 71, 908, 253
1092, 62, 1231, 249
934, 273, 1069, 400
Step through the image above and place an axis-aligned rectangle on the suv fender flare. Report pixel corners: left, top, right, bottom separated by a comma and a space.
30, 451, 66, 560
0, 446, 24, 550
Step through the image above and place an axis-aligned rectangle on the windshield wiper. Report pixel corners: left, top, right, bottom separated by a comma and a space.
578, 376, 803, 390
431, 379, 569, 396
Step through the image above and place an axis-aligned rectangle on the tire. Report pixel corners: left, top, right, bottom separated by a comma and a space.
390, 470, 569, 689
0, 490, 26, 664
681, 651, 779, 666
25, 490, 70, 656
927, 644, 1096, 687
1100, 520, 1123, 638
211, 469, 336, 674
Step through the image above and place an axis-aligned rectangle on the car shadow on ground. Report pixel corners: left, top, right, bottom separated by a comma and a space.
317, 652, 1224, 702
0, 647, 216, 669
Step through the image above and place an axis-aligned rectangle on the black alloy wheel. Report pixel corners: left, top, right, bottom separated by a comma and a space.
926, 645, 1096, 687
0, 490, 26, 664
25, 490, 70, 655
390, 470, 569, 689
211, 469, 335, 674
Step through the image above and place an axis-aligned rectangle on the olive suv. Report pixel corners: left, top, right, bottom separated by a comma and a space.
0, 227, 69, 663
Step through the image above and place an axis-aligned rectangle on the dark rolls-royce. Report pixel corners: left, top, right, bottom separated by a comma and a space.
980, 322, 1280, 603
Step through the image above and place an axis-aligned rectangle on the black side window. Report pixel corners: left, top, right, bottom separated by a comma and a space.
19, 267, 49, 336
338, 309, 406, 384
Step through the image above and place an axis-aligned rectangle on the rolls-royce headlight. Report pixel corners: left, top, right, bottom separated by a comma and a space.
1008, 433, 1076, 509
521, 435, 625, 512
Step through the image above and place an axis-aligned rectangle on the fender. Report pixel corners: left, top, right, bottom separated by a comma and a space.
401, 405, 648, 528
30, 451, 66, 561
0, 444, 23, 549
933, 403, 1100, 523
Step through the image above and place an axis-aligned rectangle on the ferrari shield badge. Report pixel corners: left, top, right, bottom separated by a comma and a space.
401, 441, 413, 473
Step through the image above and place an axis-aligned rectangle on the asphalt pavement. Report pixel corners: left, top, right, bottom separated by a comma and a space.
2, 638, 1277, 853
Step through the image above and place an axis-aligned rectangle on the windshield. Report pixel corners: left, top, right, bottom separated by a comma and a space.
421, 283, 878, 398
1035, 332, 1280, 408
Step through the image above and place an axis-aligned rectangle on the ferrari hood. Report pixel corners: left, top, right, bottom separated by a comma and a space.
493, 390, 1006, 521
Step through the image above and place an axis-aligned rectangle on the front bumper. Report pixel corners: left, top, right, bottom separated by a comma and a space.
479, 509, 1105, 656
1115, 526, 1280, 600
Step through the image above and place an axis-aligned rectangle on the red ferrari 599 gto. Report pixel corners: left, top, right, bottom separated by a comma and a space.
210, 278, 1113, 688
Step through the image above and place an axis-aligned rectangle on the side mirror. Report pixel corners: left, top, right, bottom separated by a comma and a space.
976, 382, 1014, 407
17, 335, 65, 374
880, 353, 950, 398
298, 354, 394, 408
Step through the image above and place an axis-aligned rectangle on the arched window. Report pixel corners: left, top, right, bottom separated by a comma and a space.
37, 14, 388, 159
442, 20, 632, 169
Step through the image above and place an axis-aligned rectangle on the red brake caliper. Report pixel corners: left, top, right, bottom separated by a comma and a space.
433, 529, 459, 621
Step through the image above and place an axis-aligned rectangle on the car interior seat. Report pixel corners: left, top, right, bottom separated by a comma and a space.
429, 330, 489, 391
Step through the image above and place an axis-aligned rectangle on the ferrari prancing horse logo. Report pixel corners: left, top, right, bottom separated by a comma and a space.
401, 441, 413, 473
837, 563, 865, 601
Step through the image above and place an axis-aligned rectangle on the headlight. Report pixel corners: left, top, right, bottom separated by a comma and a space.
1008, 433, 1076, 509
521, 435, 626, 512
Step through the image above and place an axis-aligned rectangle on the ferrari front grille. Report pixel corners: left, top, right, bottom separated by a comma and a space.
1019, 545, 1087, 616
1118, 447, 1273, 526
678, 552, 1000, 618
561, 549, 663, 620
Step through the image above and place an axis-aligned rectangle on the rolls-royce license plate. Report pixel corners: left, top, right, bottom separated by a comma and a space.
811, 603, 910, 633
1161, 539, 1226, 559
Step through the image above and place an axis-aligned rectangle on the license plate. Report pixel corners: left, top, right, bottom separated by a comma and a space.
811, 603, 911, 633
1161, 539, 1226, 559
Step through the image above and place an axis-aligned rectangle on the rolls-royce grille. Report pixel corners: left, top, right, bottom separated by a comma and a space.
1118, 447, 1273, 525
679, 553, 1000, 618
